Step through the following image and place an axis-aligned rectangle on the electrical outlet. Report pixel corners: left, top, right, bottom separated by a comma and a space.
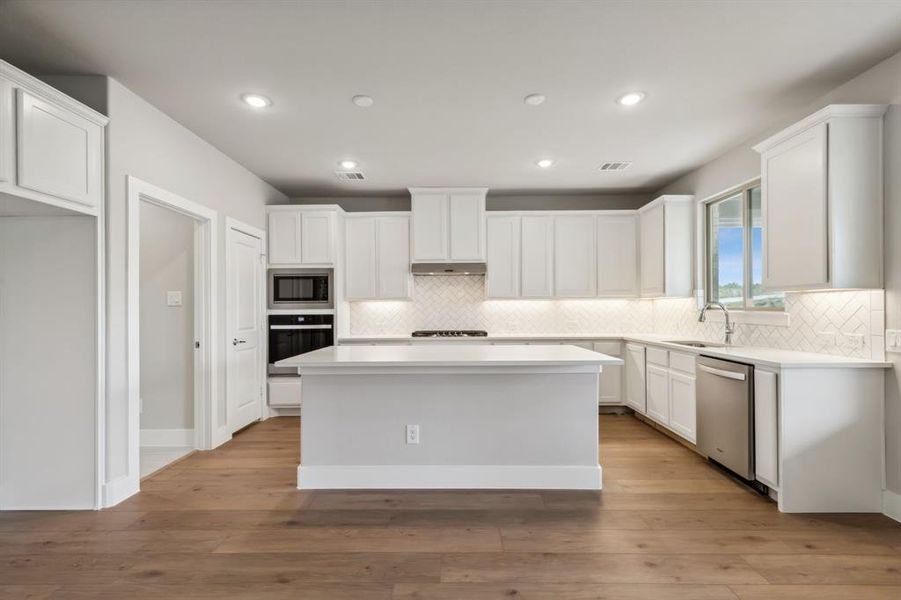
167, 291, 183, 307
405, 424, 420, 444
817, 331, 837, 345
887, 329, 901, 354
840, 333, 865, 350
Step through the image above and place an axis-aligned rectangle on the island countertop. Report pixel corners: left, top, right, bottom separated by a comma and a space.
276, 343, 622, 374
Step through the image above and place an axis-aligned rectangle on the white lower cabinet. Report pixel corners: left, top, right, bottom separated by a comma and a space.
268, 377, 302, 407
593, 341, 623, 405
754, 369, 779, 488
640, 346, 697, 443
645, 364, 669, 424
624, 343, 646, 413
668, 370, 697, 443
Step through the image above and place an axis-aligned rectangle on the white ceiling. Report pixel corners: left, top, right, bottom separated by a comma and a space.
2, 0, 901, 197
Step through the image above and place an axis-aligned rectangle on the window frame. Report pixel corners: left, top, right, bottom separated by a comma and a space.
704, 179, 783, 312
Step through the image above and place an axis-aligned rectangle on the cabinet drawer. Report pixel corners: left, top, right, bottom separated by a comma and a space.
268, 377, 302, 407
669, 351, 696, 375
646, 346, 668, 367
592, 341, 622, 357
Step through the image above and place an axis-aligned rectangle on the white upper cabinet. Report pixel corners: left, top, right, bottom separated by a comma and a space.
520, 215, 554, 298
267, 207, 338, 266
486, 215, 520, 298
410, 188, 486, 262
554, 215, 596, 297
639, 195, 693, 298
754, 104, 886, 291
596, 214, 639, 297
0, 60, 108, 215
344, 213, 411, 301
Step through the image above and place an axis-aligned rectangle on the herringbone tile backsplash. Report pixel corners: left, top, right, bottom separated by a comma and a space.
349, 277, 886, 360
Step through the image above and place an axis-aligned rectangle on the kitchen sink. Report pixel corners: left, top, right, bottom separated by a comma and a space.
663, 340, 729, 348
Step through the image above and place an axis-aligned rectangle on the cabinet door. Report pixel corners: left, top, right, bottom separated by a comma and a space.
639, 204, 665, 296
754, 370, 779, 488
345, 217, 377, 300
411, 193, 448, 261
0, 77, 11, 185
377, 216, 412, 299
624, 344, 646, 413
486, 216, 520, 298
668, 371, 697, 443
16, 90, 103, 208
301, 212, 334, 265
554, 215, 596, 297
594, 342, 623, 405
448, 192, 485, 261
597, 214, 639, 297
645, 364, 669, 425
520, 216, 554, 298
761, 122, 828, 290
268, 212, 302, 264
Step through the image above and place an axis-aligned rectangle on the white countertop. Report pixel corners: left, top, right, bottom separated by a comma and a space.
276, 343, 622, 373
337, 334, 891, 369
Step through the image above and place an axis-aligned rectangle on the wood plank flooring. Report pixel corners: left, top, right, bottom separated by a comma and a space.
2, 414, 901, 599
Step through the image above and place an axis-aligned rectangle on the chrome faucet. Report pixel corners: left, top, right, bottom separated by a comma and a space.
698, 301, 736, 345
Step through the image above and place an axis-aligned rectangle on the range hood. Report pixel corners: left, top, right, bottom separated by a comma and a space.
411, 262, 487, 276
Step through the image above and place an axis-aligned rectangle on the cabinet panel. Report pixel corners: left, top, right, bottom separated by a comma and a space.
301, 212, 334, 265
486, 216, 520, 298
449, 193, 485, 261
625, 344, 646, 413
762, 122, 828, 289
411, 193, 448, 261
268, 212, 301, 264
646, 364, 669, 425
754, 370, 779, 488
639, 204, 665, 296
554, 215, 596, 297
596, 214, 639, 297
16, 90, 102, 207
377, 216, 411, 299
592, 341, 622, 406
520, 216, 554, 298
668, 371, 697, 443
344, 217, 377, 300
0, 77, 11, 184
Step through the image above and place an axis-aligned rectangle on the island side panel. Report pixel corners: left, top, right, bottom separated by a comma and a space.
298, 372, 600, 489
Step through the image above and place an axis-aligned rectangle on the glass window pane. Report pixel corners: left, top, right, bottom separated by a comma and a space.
708, 193, 744, 308
749, 186, 785, 309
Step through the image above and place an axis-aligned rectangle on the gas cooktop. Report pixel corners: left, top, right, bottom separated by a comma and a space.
411, 330, 489, 338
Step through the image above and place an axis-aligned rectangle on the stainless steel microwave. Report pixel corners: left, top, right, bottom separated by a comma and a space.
268, 269, 333, 310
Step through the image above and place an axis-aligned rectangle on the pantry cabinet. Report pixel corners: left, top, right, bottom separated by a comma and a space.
754, 104, 886, 291
345, 213, 411, 300
410, 188, 486, 263
267, 207, 338, 266
638, 195, 693, 298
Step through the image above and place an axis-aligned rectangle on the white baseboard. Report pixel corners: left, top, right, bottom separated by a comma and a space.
883, 489, 901, 523
297, 464, 602, 490
140, 428, 194, 447
103, 474, 139, 508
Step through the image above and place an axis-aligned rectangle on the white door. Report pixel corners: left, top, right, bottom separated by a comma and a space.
645, 364, 669, 425
300, 212, 334, 265
486, 215, 520, 298
268, 212, 301, 264
668, 371, 696, 442
520, 216, 554, 298
448, 192, 485, 261
227, 226, 264, 433
377, 216, 412, 299
597, 214, 639, 297
554, 215, 596, 297
411, 192, 448, 261
639, 204, 665, 297
345, 217, 377, 300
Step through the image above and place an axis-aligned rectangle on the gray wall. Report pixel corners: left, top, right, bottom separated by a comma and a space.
654, 49, 901, 495
290, 192, 651, 212
139, 202, 195, 432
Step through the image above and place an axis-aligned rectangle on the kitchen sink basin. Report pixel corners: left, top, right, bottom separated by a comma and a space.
663, 340, 729, 348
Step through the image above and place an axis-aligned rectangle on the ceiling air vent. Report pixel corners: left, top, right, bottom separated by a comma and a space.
598, 161, 632, 172
335, 171, 366, 181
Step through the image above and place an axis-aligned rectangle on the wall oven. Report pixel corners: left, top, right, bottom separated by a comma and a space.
268, 269, 333, 310
267, 314, 334, 375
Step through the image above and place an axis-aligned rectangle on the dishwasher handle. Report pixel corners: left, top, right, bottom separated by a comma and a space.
698, 363, 747, 381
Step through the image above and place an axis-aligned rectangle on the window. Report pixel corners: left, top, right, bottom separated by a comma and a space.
706, 182, 784, 310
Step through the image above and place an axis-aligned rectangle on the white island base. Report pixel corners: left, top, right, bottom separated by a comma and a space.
277, 345, 620, 490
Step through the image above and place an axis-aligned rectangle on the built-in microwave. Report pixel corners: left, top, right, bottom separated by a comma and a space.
268, 269, 333, 310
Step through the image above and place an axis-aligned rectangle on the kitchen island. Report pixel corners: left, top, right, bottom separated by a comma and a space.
276, 344, 621, 490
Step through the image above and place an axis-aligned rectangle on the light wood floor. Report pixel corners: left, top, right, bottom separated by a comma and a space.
3, 415, 901, 599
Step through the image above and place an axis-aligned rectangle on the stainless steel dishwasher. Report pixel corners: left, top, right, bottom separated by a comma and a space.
696, 356, 754, 479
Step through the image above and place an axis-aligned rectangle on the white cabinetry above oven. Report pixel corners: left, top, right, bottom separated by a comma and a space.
267, 206, 341, 267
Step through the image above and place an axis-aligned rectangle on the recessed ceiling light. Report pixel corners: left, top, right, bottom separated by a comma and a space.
616, 91, 646, 106
352, 95, 374, 107
339, 159, 358, 170
524, 93, 546, 106
536, 158, 555, 168
241, 93, 272, 108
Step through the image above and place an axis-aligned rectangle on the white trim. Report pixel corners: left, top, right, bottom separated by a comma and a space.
0, 59, 109, 126
266, 204, 345, 213
140, 428, 195, 447
883, 490, 901, 523
114, 176, 220, 507
298, 464, 602, 490
753, 104, 888, 153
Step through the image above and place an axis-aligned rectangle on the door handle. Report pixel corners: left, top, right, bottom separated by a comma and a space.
698, 364, 746, 381
233, 338, 247, 346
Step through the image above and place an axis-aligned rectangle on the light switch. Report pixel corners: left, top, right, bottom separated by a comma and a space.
167, 291, 183, 307
887, 330, 901, 354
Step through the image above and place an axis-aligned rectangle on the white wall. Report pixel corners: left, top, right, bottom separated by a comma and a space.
0, 217, 97, 509
654, 50, 901, 494
139, 202, 195, 432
